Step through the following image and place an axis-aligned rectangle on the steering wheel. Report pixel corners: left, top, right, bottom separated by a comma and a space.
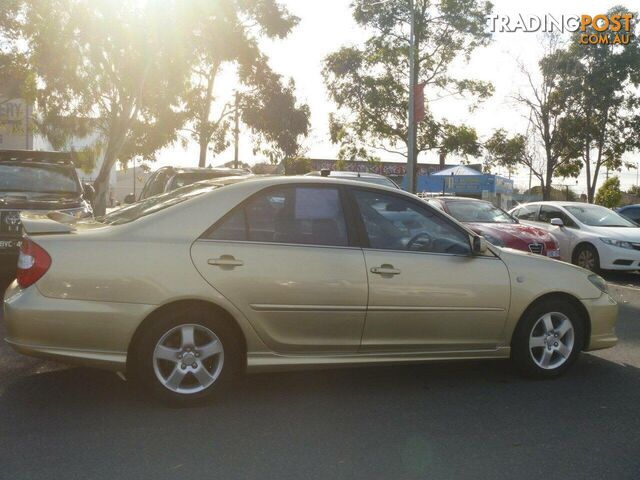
407, 231, 433, 251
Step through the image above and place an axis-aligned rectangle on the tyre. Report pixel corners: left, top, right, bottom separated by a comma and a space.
511, 299, 585, 379
129, 306, 242, 406
573, 244, 600, 273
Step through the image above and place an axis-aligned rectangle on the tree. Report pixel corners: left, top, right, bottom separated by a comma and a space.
510, 36, 583, 200
550, 6, 640, 203
180, 0, 309, 168
595, 176, 622, 208
322, 0, 493, 179
2, 0, 192, 215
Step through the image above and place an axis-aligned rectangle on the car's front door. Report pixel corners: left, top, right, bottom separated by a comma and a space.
349, 188, 510, 352
191, 184, 368, 354
538, 205, 579, 261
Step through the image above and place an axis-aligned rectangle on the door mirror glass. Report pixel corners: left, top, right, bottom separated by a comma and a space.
124, 193, 136, 204
550, 217, 564, 227
472, 236, 489, 255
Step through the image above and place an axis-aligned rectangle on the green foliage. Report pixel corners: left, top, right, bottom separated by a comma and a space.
628, 185, 640, 196
180, 0, 309, 167
323, 0, 493, 163
595, 177, 622, 208
283, 157, 311, 175
546, 6, 640, 202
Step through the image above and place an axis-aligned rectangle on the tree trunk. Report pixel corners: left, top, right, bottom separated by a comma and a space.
198, 139, 207, 168
93, 129, 128, 216
543, 167, 553, 200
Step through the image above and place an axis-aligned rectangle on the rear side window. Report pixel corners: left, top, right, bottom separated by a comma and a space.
512, 205, 539, 221
207, 186, 349, 247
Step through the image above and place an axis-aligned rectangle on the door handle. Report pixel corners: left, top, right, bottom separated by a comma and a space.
208, 255, 244, 267
370, 264, 401, 275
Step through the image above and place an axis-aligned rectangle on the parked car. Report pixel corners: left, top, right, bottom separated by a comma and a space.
306, 169, 399, 188
127, 166, 250, 203
615, 204, 640, 225
427, 197, 561, 259
0, 149, 93, 278
5, 177, 617, 405
510, 201, 640, 272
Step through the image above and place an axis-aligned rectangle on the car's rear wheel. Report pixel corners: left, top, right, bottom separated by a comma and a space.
511, 299, 585, 379
130, 306, 242, 406
573, 244, 600, 273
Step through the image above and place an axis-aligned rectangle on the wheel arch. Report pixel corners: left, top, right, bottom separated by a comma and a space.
512, 292, 592, 351
571, 241, 599, 264
126, 299, 248, 373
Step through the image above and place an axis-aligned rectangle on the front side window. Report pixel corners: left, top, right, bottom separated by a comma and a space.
208, 186, 349, 247
539, 205, 577, 228
352, 189, 471, 255
512, 205, 539, 221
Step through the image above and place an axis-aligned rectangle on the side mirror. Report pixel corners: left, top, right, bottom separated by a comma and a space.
82, 183, 95, 203
472, 236, 489, 255
550, 217, 564, 227
124, 193, 136, 205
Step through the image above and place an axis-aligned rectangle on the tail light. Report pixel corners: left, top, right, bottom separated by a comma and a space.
16, 238, 51, 288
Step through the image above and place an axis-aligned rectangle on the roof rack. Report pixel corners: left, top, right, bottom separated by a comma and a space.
0, 149, 75, 165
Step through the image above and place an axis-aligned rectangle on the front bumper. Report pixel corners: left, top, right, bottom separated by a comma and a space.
3, 281, 154, 371
582, 293, 618, 351
598, 243, 640, 270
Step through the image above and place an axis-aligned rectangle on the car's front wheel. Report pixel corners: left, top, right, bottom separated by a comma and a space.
130, 306, 242, 406
511, 299, 585, 379
573, 244, 600, 273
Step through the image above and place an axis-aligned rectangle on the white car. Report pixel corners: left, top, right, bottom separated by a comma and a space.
509, 201, 640, 272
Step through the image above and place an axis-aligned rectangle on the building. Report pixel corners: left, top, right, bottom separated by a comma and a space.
306, 158, 483, 186
411, 165, 514, 209
0, 98, 32, 149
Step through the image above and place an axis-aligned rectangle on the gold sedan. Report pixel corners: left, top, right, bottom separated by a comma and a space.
3, 176, 618, 405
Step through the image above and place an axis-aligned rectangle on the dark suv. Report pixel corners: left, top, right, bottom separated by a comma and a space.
0, 150, 94, 278
127, 166, 250, 203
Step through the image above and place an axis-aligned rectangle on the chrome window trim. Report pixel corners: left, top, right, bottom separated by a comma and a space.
195, 238, 363, 252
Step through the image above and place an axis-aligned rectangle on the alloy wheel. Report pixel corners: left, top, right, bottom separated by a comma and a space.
152, 324, 224, 394
528, 312, 575, 370
576, 249, 596, 271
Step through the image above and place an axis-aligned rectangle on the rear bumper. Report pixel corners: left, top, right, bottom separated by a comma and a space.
3, 281, 154, 370
582, 293, 619, 351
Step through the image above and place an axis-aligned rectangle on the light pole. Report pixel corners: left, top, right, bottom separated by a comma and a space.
406, 0, 417, 193
361, 0, 417, 193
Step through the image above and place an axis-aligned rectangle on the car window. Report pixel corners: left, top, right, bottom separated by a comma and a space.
0, 163, 81, 194
512, 204, 539, 221
564, 204, 635, 227
620, 207, 640, 224
102, 183, 219, 225
539, 205, 577, 228
144, 171, 171, 199
445, 200, 515, 224
352, 189, 471, 255
208, 186, 349, 247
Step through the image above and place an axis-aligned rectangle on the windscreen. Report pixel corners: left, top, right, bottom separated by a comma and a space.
101, 183, 219, 225
0, 163, 80, 194
563, 204, 635, 227
446, 200, 515, 224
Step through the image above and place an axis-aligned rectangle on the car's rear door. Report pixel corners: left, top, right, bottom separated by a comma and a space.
349, 187, 510, 352
191, 184, 368, 354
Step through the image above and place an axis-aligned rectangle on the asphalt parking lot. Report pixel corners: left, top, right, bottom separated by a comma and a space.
0, 273, 639, 480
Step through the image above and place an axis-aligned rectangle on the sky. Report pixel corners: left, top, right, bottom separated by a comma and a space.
155, 0, 639, 197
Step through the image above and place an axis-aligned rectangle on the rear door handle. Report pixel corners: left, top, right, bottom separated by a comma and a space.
208, 255, 244, 267
370, 265, 401, 275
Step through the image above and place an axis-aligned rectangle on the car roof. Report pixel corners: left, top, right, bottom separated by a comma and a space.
432, 196, 491, 203
0, 149, 75, 166
158, 166, 248, 175
306, 170, 389, 179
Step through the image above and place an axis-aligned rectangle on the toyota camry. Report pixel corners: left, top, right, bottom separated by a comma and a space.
3, 176, 618, 405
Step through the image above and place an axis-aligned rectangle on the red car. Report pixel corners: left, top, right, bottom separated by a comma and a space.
427, 197, 561, 258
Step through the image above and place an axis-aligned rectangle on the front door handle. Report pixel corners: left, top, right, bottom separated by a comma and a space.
208, 255, 244, 267
370, 264, 401, 275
